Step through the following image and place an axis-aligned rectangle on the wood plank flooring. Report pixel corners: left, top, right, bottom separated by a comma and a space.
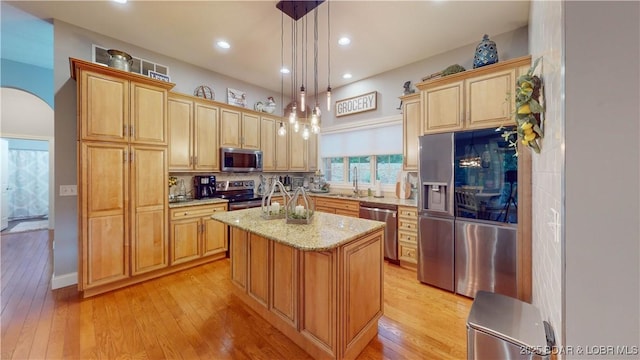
1, 230, 472, 359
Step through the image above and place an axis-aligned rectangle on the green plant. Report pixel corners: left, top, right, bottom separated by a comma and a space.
497, 57, 544, 154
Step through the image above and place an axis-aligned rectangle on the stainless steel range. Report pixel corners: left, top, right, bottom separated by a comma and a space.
214, 180, 263, 210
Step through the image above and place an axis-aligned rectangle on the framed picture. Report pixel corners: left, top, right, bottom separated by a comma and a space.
227, 88, 247, 108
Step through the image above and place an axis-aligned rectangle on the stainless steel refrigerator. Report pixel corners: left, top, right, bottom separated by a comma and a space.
418, 129, 518, 298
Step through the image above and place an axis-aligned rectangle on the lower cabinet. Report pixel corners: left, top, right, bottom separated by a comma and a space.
398, 205, 418, 268
313, 197, 360, 218
169, 203, 228, 265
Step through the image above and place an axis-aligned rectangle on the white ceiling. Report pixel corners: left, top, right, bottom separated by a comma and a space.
7, 1, 530, 96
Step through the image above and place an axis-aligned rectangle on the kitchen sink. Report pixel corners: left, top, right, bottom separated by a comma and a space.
325, 193, 367, 199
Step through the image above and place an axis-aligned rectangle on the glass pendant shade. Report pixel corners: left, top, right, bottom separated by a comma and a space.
326, 87, 332, 111
278, 122, 287, 136
294, 121, 300, 133
302, 125, 310, 140
300, 86, 306, 110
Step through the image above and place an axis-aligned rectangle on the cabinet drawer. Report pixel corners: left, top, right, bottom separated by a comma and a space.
170, 204, 227, 219
314, 197, 359, 212
399, 218, 417, 232
335, 209, 358, 218
399, 241, 417, 263
398, 206, 418, 219
315, 206, 336, 214
398, 230, 417, 244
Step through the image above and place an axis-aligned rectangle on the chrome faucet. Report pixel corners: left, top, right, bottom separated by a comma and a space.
352, 166, 359, 196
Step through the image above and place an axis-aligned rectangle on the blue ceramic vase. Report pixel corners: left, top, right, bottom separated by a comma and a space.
473, 34, 498, 69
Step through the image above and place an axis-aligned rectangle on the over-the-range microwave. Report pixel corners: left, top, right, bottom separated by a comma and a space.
220, 147, 263, 172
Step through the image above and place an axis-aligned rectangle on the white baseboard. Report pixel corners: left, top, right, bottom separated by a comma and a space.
51, 272, 78, 289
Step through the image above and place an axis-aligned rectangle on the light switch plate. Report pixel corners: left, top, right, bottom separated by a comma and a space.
59, 185, 77, 196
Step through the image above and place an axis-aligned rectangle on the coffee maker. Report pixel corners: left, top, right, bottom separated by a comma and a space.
193, 175, 216, 199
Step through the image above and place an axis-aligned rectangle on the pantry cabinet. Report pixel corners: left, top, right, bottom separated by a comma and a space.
169, 203, 228, 265
418, 56, 531, 134
79, 68, 167, 145
220, 107, 261, 149
260, 115, 288, 171
73, 57, 194, 298
167, 93, 219, 171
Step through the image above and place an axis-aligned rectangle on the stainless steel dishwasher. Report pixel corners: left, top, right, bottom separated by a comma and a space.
359, 201, 398, 261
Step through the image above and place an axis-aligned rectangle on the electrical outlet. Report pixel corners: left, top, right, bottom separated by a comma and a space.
59, 185, 77, 196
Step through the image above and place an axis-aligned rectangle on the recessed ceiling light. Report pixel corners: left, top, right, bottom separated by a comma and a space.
342, 73, 352, 79
112, 0, 127, 3
338, 37, 351, 46
216, 41, 231, 49
280, 67, 290, 74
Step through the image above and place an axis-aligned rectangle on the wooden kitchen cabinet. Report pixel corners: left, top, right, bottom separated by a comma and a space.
260, 115, 288, 171
167, 93, 219, 171
418, 56, 531, 134
314, 197, 359, 218
401, 93, 421, 171
397, 205, 418, 268
79, 67, 167, 145
289, 124, 307, 171
73, 58, 174, 297
169, 203, 228, 265
307, 129, 318, 172
220, 107, 261, 149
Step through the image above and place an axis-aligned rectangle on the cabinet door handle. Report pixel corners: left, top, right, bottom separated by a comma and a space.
123, 151, 128, 162
194, 156, 198, 165
130, 125, 135, 138
130, 151, 134, 162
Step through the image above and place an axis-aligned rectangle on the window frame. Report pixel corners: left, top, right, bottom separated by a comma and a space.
322, 154, 403, 190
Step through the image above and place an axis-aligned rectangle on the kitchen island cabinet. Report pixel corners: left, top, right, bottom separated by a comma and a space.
212, 208, 385, 360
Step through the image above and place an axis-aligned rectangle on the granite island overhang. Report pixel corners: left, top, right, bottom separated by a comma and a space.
212, 208, 386, 360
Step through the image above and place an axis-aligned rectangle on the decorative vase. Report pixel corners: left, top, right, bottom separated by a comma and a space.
473, 34, 498, 69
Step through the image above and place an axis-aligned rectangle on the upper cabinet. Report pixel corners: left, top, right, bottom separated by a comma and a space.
220, 107, 261, 149
167, 93, 219, 171
401, 93, 421, 171
261, 115, 288, 172
417, 56, 531, 134
73, 58, 172, 144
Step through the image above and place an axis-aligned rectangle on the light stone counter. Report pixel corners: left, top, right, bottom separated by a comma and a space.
311, 192, 417, 207
168, 198, 228, 208
211, 207, 385, 251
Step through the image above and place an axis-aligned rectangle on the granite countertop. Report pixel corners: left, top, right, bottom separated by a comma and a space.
311, 193, 417, 207
168, 198, 229, 208
211, 207, 385, 251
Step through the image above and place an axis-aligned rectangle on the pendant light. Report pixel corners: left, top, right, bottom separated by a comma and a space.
299, 16, 306, 112
279, 11, 287, 137
326, 0, 332, 112
310, 8, 321, 134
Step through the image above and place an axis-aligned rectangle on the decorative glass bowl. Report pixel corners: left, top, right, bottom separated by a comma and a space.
261, 179, 290, 220
286, 187, 315, 224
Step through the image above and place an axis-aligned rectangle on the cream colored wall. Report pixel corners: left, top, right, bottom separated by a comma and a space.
564, 2, 639, 357
528, 0, 564, 348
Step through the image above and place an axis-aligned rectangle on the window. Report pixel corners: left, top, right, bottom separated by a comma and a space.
322, 154, 403, 185
92, 44, 169, 76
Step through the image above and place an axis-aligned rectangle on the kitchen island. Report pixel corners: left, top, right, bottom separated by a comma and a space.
211, 208, 385, 360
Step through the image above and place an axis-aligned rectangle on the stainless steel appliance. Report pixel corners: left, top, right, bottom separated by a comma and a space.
467, 291, 553, 360
359, 201, 398, 262
417, 132, 456, 292
214, 180, 263, 210
418, 129, 518, 298
193, 175, 216, 199
220, 148, 263, 172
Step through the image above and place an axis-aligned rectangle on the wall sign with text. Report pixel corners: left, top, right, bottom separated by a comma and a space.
335, 91, 377, 117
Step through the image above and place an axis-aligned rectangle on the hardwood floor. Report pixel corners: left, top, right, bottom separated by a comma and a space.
1, 230, 472, 359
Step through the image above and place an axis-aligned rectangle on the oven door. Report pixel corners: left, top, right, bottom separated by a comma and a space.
228, 200, 263, 211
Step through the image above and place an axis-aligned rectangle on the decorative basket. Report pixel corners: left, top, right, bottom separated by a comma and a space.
473, 34, 498, 69
286, 187, 315, 225
261, 179, 290, 220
